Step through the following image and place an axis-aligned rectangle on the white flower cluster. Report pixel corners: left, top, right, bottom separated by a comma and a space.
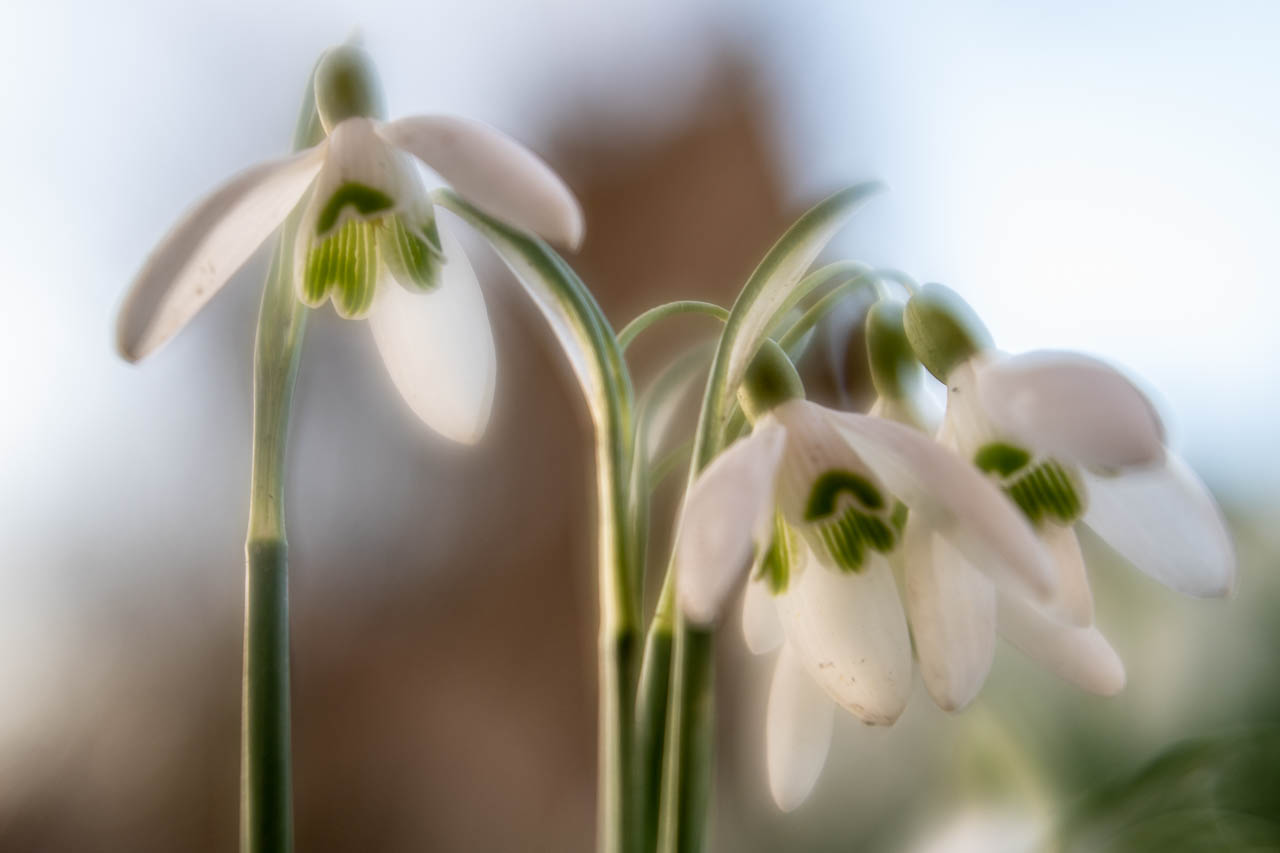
675, 284, 1234, 811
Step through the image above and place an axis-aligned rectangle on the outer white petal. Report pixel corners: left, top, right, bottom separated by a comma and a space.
776, 551, 913, 725
903, 522, 997, 712
1082, 455, 1235, 597
977, 351, 1165, 470
117, 146, 324, 361
742, 578, 784, 656
368, 219, 495, 444
766, 645, 835, 812
379, 115, 584, 248
676, 420, 788, 625
999, 592, 1126, 696
822, 408, 1056, 603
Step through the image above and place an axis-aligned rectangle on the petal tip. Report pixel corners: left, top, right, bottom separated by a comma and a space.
769, 784, 809, 814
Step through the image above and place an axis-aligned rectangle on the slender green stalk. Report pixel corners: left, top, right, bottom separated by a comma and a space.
618, 301, 729, 352
241, 74, 323, 853
434, 192, 640, 853
776, 272, 878, 354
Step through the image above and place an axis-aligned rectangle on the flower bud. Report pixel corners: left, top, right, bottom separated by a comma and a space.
865, 299, 920, 401
738, 339, 804, 423
902, 284, 992, 382
314, 45, 386, 132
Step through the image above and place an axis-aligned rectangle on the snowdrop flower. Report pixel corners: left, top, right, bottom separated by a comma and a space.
675, 339, 1055, 810
901, 284, 1236, 700
116, 45, 583, 443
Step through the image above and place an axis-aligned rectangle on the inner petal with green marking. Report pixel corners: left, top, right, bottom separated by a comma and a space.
314, 182, 396, 236
974, 441, 1085, 525
379, 215, 442, 293
302, 219, 380, 318
754, 512, 797, 594
801, 469, 904, 572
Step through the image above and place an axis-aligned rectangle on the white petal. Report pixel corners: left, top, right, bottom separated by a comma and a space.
999, 592, 1126, 695
766, 645, 835, 812
742, 578, 784, 655
822, 408, 1056, 603
1038, 523, 1094, 627
379, 115, 584, 248
1082, 455, 1235, 597
902, 522, 997, 712
776, 551, 913, 725
367, 219, 495, 444
117, 146, 324, 361
676, 420, 788, 625
977, 351, 1165, 470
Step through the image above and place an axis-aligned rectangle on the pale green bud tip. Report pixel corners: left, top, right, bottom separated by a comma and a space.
865, 299, 921, 400
903, 284, 992, 381
737, 339, 804, 423
314, 45, 386, 131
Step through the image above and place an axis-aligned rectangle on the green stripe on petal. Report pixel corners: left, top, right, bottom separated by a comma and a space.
315, 182, 395, 236
379, 215, 441, 292
974, 442, 1031, 477
303, 219, 379, 318
1005, 458, 1084, 525
808, 506, 900, 573
799, 467, 902, 571
755, 512, 798, 594
803, 469, 885, 519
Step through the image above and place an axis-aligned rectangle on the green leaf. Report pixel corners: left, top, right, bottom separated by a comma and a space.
719, 184, 882, 420
1057, 730, 1280, 852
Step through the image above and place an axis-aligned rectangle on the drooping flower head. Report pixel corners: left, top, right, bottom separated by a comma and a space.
117, 44, 583, 444
901, 283, 1236, 697
675, 336, 1055, 809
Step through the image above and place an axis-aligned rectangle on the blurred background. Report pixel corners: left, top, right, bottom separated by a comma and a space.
2, 1, 1279, 850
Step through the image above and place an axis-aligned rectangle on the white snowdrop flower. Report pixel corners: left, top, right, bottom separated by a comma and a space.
116, 45, 583, 444
674, 341, 1054, 811
903, 284, 1235, 701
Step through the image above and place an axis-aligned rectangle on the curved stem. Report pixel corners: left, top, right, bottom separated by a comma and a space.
434, 192, 640, 853
241, 73, 324, 853
775, 270, 878, 354
618, 300, 728, 353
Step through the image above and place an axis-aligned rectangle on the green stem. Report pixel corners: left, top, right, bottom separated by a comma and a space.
433, 192, 640, 853
657, 622, 714, 853
775, 272, 877, 354
618, 301, 729, 352
241, 71, 323, 853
